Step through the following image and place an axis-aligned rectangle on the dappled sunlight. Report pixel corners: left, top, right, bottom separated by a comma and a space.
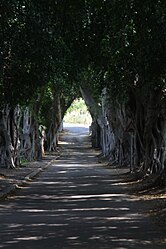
0, 189, 165, 249
0, 124, 165, 248
16, 236, 43, 241
0, 171, 163, 248
58, 141, 74, 145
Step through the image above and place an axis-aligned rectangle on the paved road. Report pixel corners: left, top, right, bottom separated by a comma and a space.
0, 124, 165, 249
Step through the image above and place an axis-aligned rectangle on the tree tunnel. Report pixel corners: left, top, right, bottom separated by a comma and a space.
0, 0, 165, 179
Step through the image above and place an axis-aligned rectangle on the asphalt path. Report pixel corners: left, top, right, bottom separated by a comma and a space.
0, 123, 165, 249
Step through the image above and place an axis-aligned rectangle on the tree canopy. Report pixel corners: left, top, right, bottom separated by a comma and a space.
0, 0, 166, 172
0, 0, 165, 106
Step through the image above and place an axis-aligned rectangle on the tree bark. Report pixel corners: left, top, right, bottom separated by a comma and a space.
80, 86, 102, 149
46, 84, 62, 151
0, 108, 15, 168
142, 90, 166, 173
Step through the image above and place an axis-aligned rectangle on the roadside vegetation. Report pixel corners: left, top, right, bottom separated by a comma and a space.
63, 98, 92, 126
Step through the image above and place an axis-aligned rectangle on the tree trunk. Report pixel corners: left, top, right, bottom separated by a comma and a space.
46, 85, 62, 151
80, 86, 102, 149
20, 107, 33, 161
0, 108, 15, 168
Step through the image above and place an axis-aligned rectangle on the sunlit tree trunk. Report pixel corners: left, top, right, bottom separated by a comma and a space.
9, 105, 21, 167
20, 107, 33, 161
47, 84, 62, 151
80, 86, 102, 148
0, 107, 15, 168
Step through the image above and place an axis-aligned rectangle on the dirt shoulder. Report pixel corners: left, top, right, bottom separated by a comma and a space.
0, 153, 59, 199
111, 167, 166, 232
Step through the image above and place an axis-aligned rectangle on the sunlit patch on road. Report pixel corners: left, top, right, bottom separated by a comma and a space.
0, 124, 165, 248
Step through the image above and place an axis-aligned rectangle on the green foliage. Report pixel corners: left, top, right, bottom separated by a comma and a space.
99, 0, 166, 101
0, 0, 78, 107
0, 1, 49, 106
67, 98, 88, 113
0, 0, 165, 173
64, 98, 92, 125
38, 83, 53, 129
0, 0, 165, 110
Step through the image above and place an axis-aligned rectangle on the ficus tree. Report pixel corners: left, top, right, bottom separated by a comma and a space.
91, 0, 166, 173
0, 0, 165, 177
